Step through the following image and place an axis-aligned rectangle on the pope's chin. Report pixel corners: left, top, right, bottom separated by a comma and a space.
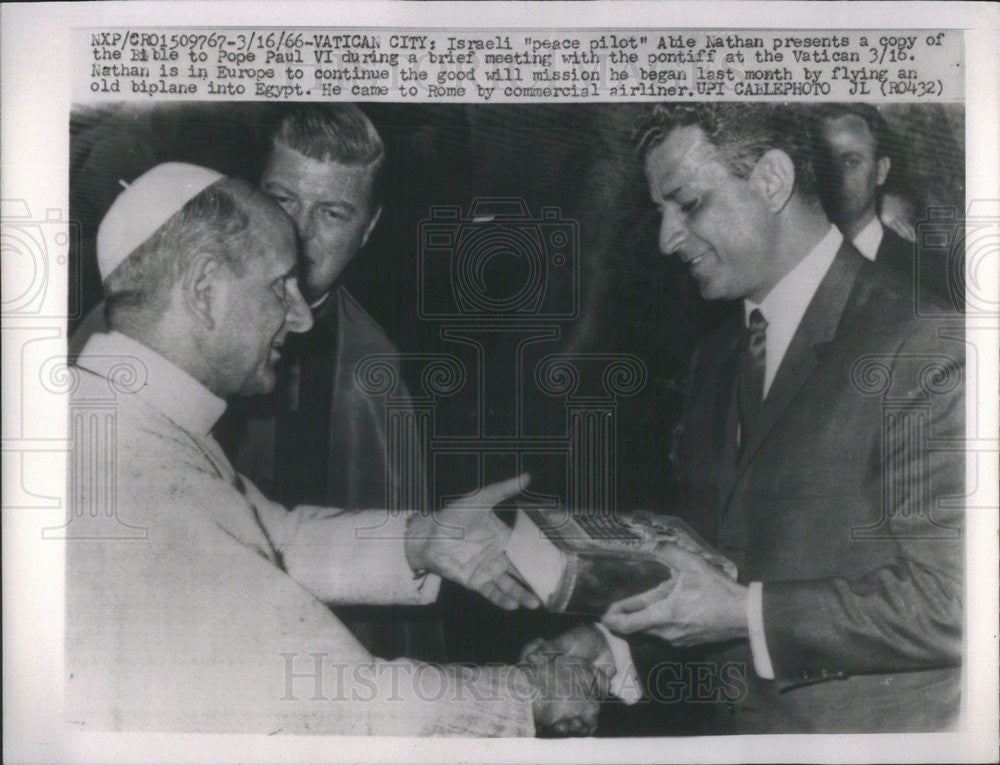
239, 366, 279, 397
303, 284, 326, 304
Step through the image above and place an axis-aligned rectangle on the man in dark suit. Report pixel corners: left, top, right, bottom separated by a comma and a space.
539, 103, 963, 733
812, 103, 956, 304
229, 105, 396, 509
814, 104, 908, 259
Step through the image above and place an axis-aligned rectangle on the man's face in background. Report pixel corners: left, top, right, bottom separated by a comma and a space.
261, 142, 382, 304
819, 113, 890, 232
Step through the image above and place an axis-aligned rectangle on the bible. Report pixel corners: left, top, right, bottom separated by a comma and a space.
504, 508, 737, 616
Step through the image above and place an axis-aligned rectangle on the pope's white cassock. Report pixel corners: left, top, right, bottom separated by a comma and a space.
66, 331, 535, 736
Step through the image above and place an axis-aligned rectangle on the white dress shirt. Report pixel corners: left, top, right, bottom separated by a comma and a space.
745, 225, 845, 397
743, 225, 843, 679
850, 216, 883, 261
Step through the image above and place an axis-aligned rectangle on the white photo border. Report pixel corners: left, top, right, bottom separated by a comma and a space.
2, 2, 997, 762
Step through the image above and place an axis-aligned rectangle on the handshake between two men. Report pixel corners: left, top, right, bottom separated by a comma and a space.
406, 473, 743, 736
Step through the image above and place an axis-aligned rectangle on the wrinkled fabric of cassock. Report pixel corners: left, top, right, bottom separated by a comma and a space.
65, 331, 534, 736
227, 286, 447, 662
272, 286, 421, 512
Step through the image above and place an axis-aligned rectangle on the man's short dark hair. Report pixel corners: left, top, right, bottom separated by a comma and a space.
633, 103, 822, 201
104, 177, 271, 326
268, 104, 386, 210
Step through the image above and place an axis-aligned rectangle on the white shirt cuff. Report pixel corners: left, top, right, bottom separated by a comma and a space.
593, 623, 643, 704
747, 581, 775, 680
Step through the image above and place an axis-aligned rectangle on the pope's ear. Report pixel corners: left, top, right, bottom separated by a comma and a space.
181, 251, 222, 330
751, 149, 796, 213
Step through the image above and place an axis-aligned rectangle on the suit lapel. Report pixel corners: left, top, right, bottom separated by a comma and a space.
876, 228, 912, 275
724, 243, 865, 504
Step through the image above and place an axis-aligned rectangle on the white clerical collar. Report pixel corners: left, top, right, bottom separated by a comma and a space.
309, 291, 331, 311
851, 216, 883, 261
744, 225, 843, 394
75, 330, 226, 436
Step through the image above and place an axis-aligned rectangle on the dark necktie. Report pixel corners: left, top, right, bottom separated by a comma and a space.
737, 308, 768, 454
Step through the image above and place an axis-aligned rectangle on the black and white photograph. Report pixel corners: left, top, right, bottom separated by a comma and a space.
2, 2, 997, 763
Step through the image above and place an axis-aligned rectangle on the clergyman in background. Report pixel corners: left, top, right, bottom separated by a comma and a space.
223, 105, 446, 661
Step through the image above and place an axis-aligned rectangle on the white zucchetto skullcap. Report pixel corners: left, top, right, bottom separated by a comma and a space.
97, 162, 225, 280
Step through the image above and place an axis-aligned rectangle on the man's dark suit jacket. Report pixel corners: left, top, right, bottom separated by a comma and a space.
875, 226, 960, 308
673, 240, 964, 733
874, 226, 913, 276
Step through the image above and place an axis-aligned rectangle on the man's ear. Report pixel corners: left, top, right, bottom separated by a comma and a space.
751, 149, 796, 213
360, 204, 382, 249
181, 252, 222, 330
876, 156, 891, 187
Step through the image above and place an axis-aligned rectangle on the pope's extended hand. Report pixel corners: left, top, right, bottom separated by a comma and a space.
404, 474, 541, 610
602, 542, 749, 646
520, 623, 614, 681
